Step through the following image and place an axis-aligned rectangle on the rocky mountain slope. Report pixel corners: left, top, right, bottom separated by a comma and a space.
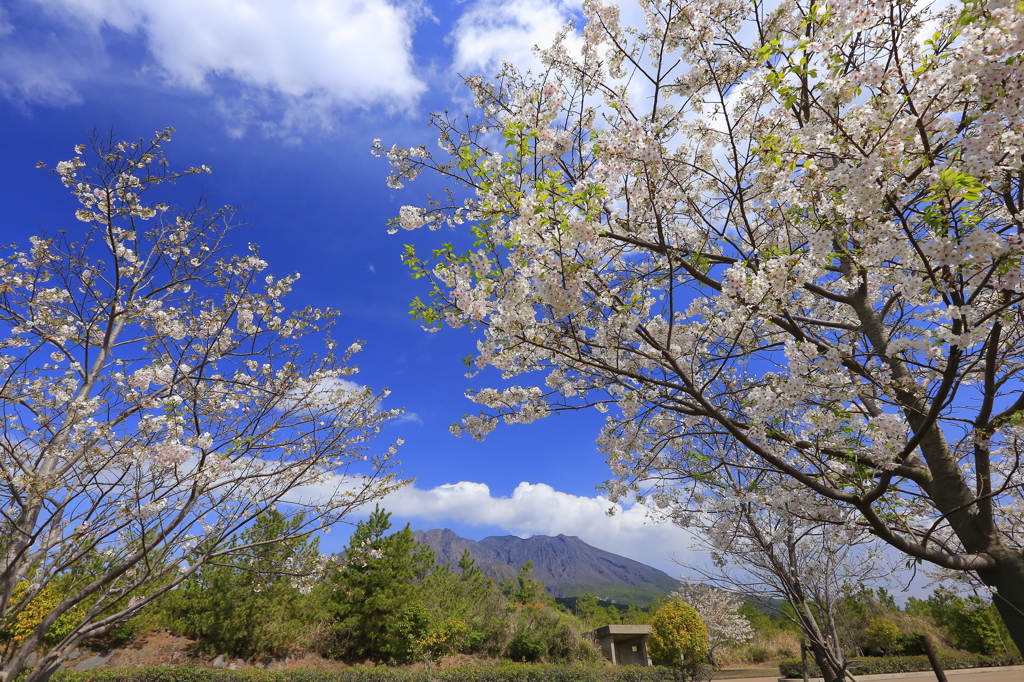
413, 529, 679, 604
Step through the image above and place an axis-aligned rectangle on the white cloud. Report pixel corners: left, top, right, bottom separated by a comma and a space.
8, 0, 426, 123
378, 480, 698, 575
0, 6, 14, 37
282, 376, 368, 415
0, 47, 86, 107
451, 0, 583, 75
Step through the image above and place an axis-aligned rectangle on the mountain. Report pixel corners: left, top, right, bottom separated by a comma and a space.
412, 528, 679, 605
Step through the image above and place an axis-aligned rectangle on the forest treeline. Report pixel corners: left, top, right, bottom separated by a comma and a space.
4, 508, 1018, 668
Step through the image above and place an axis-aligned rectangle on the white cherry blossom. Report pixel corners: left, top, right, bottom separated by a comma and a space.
1, 130, 404, 682
384, 0, 1024, 654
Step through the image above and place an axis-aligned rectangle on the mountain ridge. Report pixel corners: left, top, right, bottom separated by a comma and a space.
412, 528, 679, 605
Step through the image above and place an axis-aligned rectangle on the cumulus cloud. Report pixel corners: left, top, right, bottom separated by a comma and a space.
4, 0, 426, 126
378, 480, 698, 575
451, 0, 584, 75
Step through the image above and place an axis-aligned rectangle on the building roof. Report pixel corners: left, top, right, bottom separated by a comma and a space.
593, 625, 653, 637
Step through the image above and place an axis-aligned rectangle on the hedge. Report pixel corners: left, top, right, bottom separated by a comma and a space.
51, 665, 705, 682
778, 652, 1023, 678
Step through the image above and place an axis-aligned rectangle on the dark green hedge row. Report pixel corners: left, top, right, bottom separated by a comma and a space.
52, 665, 701, 682
779, 652, 1023, 678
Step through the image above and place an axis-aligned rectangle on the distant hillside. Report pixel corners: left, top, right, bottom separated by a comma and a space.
413, 529, 679, 605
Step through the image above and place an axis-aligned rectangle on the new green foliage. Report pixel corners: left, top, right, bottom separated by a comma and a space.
904, 589, 1014, 655
862, 619, 903, 656
421, 551, 507, 655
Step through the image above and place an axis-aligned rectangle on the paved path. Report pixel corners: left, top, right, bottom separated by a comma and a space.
718, 665, 1024, 682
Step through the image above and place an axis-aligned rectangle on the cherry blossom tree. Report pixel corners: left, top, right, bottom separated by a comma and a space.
670, 466, 890, 682
0, 130, 403, 682
671, 580, 752, 670
378, 0, 1024, 649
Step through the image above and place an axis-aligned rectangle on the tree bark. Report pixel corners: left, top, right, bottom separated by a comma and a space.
22, 657, 62, 682
806, 639, 843, 682
979, 550, 1024, 655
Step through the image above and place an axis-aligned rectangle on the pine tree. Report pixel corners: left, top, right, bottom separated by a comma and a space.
161, 509, 324, 659
325, 507, 435, 663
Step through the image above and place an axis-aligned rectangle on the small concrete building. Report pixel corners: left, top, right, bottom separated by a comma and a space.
593, 624, 652, 666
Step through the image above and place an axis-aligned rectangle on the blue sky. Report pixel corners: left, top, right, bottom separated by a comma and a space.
0, 0, 700, 577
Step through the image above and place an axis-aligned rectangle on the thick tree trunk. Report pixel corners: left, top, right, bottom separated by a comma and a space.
2, 631, 44, 682
807, 640, 843, 682
979, 550, 1024, 654
6, 619, 112, 682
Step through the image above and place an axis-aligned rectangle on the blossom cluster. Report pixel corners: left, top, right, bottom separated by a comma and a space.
1, 131, 404, 677
382, 0, 1024, 604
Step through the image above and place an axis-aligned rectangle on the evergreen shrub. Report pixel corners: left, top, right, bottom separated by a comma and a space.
647, 601, 707, 668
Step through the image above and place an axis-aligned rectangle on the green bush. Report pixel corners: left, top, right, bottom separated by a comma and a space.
904, 589, 1010, 655
862, 618, 903, 656
422, 551, 508, 657
647, 600, 708, 669
160, 510, 326, 660
49, 665, 706, 682
503, 601, 599, 664
778, 652, 1024, 678
897, 633, 927, 656
320, 508, 436, 663
507, 632, 547, 662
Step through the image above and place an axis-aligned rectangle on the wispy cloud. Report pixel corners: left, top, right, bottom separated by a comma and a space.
0, 6, 14, 36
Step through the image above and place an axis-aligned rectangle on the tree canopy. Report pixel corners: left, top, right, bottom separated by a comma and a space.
648, 599, 709, 668
381, 0, 1024, 650
0, 131, 402, 682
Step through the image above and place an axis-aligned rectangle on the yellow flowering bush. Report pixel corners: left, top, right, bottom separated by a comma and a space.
1, 582, 79, 649
412, 618, 469, 666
